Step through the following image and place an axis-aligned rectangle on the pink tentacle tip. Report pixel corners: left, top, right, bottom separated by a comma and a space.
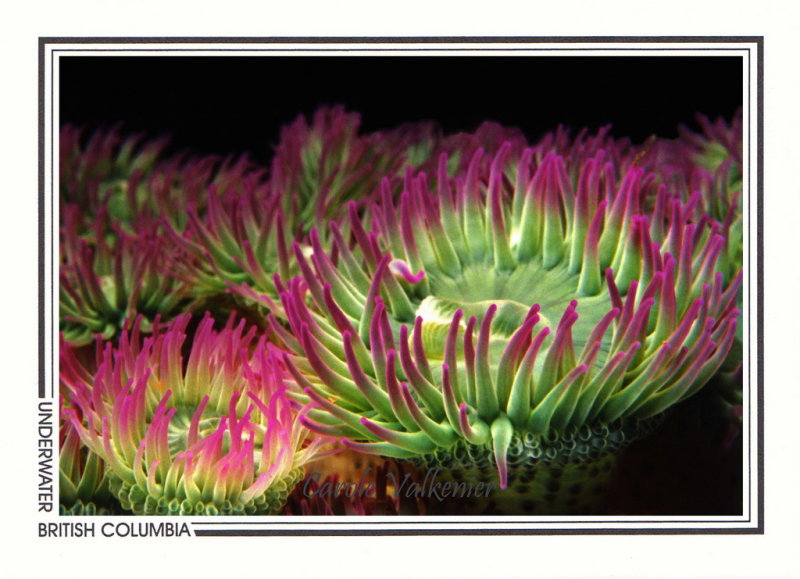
389, 259, 425, 284
497, 463, 509, 490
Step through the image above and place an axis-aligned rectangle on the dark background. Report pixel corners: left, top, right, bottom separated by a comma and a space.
60, 56, 743, 163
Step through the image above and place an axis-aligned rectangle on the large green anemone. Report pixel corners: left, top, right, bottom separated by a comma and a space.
275, 144, 741, 513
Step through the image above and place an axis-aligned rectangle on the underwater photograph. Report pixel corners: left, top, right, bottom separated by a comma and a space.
56, 54, 746, 517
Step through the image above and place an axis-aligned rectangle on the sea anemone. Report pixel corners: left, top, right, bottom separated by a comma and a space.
58, 126, 263, 345
60, 125, 168, 220
653, 113, 744, 443
656, 111, 743, 278
60, 313, 323, 515
164, 106, 439, 310
61, 125, 269, 235
271, 105, 438, 234
275, 143, 741, 514
417, 121, 528, 178
675, 111, 743, 183
163, 174, 285, 304
59, 404, 114, 515
59, 207, 191, 345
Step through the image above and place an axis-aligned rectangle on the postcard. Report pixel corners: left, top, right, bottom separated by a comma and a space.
10, 27, 784, 578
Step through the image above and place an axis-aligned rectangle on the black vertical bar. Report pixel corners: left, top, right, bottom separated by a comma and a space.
38, 39, 46, 399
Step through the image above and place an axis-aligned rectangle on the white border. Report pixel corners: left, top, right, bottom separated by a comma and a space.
41, 39, 760, 534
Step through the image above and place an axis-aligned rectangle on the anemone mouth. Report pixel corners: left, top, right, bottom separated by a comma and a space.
422, 261, 577, 326
165, 401, 276, 463
414, 261, 615, 368
166, 405, 224, 457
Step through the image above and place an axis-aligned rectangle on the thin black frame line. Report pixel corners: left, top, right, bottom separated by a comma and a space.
42, 37, 763, 534
192, 527, 760, 537
40, 35, 764, 44
191, 518, 753, 526
49, 48, 55, 400
43, 44, 760, 528
44, 43, 759, 528
49, 48, 751, 53
746, 49, 753, 522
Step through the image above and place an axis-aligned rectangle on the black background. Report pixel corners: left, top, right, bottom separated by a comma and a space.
60, 56, 743, 163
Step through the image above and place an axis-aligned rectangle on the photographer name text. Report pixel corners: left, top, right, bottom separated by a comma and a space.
303, 467, 495, 501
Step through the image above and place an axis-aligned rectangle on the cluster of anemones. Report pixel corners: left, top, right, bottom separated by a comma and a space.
59, 125, 275, 345
59, 107, 743, 516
